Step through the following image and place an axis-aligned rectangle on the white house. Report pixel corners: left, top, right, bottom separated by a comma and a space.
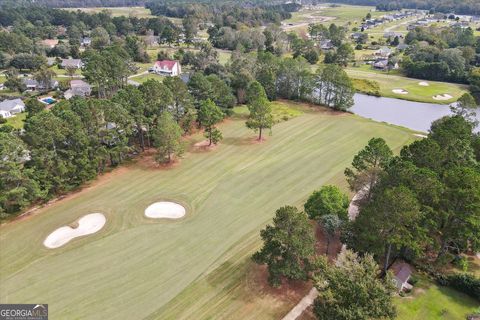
0, 98, 25, 118
152, 60, 182, 76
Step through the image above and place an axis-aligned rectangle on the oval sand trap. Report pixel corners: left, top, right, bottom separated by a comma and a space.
433, 94, 453, 101
418, 81, 429, 86
145, 202, 186, 219
392, 89, 408, 95
44, 213, 106, 249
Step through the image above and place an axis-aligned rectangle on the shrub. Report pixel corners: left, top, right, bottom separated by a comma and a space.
437, 273, 480, 300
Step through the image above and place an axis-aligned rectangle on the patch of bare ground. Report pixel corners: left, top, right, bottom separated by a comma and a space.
246, 263, 312, 305
192, 139, 219, 152
135, 148, 181, 170
314, 222, 343, 261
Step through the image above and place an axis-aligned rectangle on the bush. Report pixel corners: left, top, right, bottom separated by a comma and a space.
408, 275, 418, 286
437, 273, 480, 300
0, 117, 6, 124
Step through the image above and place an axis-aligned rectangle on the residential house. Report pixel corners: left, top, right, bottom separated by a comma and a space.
375, 47, 393, 58
81, 37, 91, 47
391, 262, 413, 292
61, 58, 83, 69
383, 32, 403, 39
397, 43, 410, 51
0, 98, 25, 118
152, 60, 182, 76
40, 39, 59, 49
64, 79, 92, 99
23, 79, 59, 91
373, 58, 399, 71
319, 39, 334, 50
351, 32, 364, 41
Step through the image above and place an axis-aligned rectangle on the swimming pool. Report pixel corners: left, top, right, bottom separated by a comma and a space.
40, 97, 56, 104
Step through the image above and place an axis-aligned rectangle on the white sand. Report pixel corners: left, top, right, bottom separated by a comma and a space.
43, 213, 106, 249
418, 81, 429, 86
433, 94, 453, 101
392, 89, 409, 95
145, 202, 186, 219
414, 134, 427, 138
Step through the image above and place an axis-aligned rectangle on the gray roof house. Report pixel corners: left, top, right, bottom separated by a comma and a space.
61, 58, 83, 69
64, 79, 92, 99
375, 46, 393, 58
319, 39, 334, 50
23, 79, 59, 91
0, 98, 25, 118
391, 262, 413, 292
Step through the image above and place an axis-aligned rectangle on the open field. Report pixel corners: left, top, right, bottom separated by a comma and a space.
0, 102, 417, 319
395, 275, 479, 320
63, 7, 154, 18
346, 67, 468, 104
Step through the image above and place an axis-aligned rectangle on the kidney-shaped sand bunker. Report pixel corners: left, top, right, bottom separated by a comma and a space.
43, 213, 106, 249
144, 202, 186, 219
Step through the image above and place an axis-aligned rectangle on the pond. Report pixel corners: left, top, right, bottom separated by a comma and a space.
351, 94, 480, 132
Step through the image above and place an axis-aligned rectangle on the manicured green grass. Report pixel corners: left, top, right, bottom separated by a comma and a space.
3, 112, 26, 129
63, 7, 154, 18
395, 276, 479, 320
0, 102, 417, 319
345, 67, 468, 104
130, 73, 165, 83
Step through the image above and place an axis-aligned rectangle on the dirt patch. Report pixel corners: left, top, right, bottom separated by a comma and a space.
247, 263, 312, 304
192, 139, 219, 151
135, 149, 181, 170
314, 223, 342, 262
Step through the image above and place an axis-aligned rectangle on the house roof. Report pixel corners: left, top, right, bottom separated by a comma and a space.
154, 60, 177, 70
70, 79, 90, 88
392, 263, 412, 284
61, 58, 82, 67
40, 39, 59, 47
0, 98, 24, 112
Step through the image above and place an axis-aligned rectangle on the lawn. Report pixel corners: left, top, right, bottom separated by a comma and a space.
395, 275, 479, 320
129, 73, 165, 83
63, 7, 154, 18
0, 102, 417, 319
3, 112, 26, 129
345, 67, 468, 104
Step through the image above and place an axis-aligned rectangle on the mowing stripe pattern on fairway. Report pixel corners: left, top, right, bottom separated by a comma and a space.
0, 105, 415, 319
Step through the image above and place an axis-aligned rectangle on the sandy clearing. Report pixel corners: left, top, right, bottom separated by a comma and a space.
433, 94, 453, 101
418, 81, 429, 86
145, 202, 186, 219
43, 213, 106, 249
392, 89, 409, 95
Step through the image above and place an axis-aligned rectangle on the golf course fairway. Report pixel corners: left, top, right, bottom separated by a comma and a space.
0, 103, 416, 319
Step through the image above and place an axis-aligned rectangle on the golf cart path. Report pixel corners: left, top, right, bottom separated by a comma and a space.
281, 189, 364, 319
281, 287, 318, 320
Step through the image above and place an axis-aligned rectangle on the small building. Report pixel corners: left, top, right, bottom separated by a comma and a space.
391, 262, 413, 292
383, 32, 403, 39
81, 37, 91, 47
0, 98, 25, 118
152, 60, 182, 77
319, 39, 334, 50
375, 46, 393, 58
64, 80, 92, 99
40, 39, 59, 49
61, 58, 83, 69
23, 79, 59, 91
373, 59, 389, 70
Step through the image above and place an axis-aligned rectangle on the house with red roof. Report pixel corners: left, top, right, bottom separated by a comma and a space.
152, 60, 182, 77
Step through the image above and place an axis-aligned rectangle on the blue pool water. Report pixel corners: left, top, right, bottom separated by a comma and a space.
41, 97, 56, 104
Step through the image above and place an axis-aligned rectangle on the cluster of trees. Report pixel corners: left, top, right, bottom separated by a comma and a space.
402, 26, 479, 83
253, 188, 397, 320
344, 110, 480, 274
0, 74, 226, 217
146, 0, 296, 28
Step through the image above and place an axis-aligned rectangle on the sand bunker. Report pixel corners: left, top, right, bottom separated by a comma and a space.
392, 89, 409, 95
433, 94, 453, 101
418, 81, 429, 86
43, 213, 106, 249
414, 133, 427, 138
145, 202, 186, 219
